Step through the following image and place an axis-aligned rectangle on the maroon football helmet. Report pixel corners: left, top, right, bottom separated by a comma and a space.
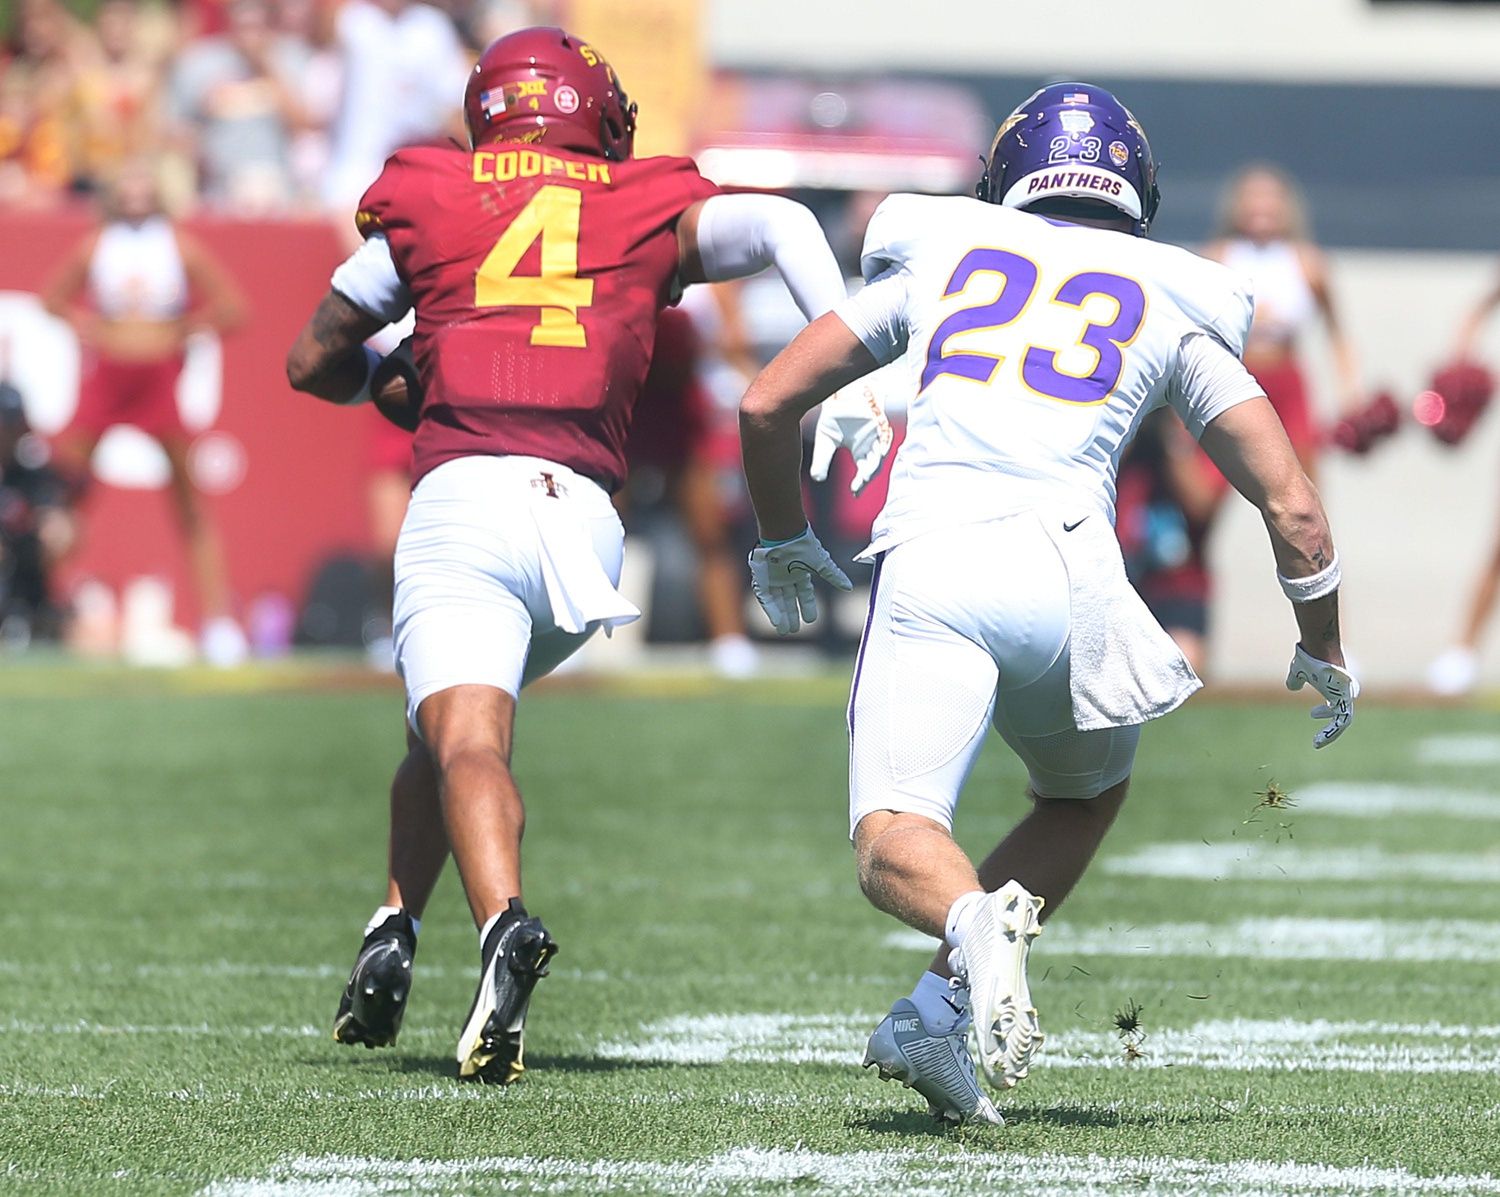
463, 27, 637, 160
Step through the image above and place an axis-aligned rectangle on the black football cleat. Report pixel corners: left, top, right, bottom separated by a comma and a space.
455, 899, 557, 1084
332, 910, 418, 1049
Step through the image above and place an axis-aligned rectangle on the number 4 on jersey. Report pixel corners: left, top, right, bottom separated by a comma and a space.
474, 184, 593, 347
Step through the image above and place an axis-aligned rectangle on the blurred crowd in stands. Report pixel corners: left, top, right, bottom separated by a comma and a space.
0, 0, 549, 215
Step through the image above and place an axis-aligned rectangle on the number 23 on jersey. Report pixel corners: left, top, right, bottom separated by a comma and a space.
474, 184, 594, 348
921, 248, 1147, 405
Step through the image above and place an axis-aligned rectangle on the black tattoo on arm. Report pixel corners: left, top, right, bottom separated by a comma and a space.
286, 291, 387, 402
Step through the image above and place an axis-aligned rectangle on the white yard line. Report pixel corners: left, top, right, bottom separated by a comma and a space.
1101, 842, 1500, 883
595, 1012, 1500, 1076
885, 916, 1500, 962
597, 1012, 863, 1066
198, 1148, 1500, 1197
1416, 733, 1500, 767
1294, 782, 1500, 819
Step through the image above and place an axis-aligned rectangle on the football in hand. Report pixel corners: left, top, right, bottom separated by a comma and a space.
371, 336, 421, 432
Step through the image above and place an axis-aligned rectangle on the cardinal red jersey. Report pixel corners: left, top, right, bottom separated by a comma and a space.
355, 144, 719, 491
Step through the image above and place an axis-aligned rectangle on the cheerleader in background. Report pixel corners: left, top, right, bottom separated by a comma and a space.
1207, 164, 1363, 480
42, 157, 249, 664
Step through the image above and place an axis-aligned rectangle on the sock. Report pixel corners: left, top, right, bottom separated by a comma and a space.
944, 889, 986, 953
364, 904, 419, 938
908, 970, 965, 1028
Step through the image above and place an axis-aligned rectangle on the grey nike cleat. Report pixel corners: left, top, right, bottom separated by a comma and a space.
863, 991, 1004, 1126
955, 879, 1045, 1090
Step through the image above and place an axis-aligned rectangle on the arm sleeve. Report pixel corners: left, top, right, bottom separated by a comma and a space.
1166, 332, 1267, 439
330, 234, 411, 324
832, 266, 911, 366
692, 193, 847, 321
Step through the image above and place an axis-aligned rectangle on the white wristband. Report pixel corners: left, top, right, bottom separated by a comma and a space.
1278, 553, 1340, 603
339, 346, 383, 406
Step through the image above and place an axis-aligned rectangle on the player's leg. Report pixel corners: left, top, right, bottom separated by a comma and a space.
159, 434, 245, 666
847, 544, 1005, 1125
334, 726, 442, 1048
951, 648, 1141, 1090
956, 777, 1130, 941
417, 684, 525, 926
408, 677, 555, 1085
385, 726, 446, 916
863, 515, 1086, 1099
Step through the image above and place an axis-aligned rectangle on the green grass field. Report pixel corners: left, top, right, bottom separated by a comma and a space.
3, 674, 1500, 1195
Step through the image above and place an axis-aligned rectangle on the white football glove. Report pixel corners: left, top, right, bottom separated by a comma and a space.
748, 526, 852, 636
808, 382, 893, 496
1286, 644, 1360, 749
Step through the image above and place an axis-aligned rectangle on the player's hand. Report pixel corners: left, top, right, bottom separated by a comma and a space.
808, 383, 893, 496
748, 526, 852, 635
1286, 644, 1359, 749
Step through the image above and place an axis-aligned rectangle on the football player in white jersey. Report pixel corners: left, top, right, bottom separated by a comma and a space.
738, 83, 1358, 1126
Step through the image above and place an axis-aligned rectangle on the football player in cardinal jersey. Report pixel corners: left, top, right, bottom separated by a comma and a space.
285, 27, 888, 1085
737, 83, 1357, 1125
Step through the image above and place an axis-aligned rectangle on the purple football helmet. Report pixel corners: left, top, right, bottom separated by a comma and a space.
977, 82, 1160, 236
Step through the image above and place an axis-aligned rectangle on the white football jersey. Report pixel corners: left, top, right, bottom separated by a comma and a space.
834, 194, 1262, 556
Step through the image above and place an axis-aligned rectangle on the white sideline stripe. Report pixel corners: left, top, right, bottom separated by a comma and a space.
197, 1148, 1500, 1197
884, 917, 1500, 962
1417, 733, 1500, 766
594, 1013, 1500, 1075
1102, 842, 1500, 883
1295, 782, 1500, 819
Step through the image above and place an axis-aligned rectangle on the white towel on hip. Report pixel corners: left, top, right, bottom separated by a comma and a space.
527, 490, 640, 636
1037, 504, 1201, 730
